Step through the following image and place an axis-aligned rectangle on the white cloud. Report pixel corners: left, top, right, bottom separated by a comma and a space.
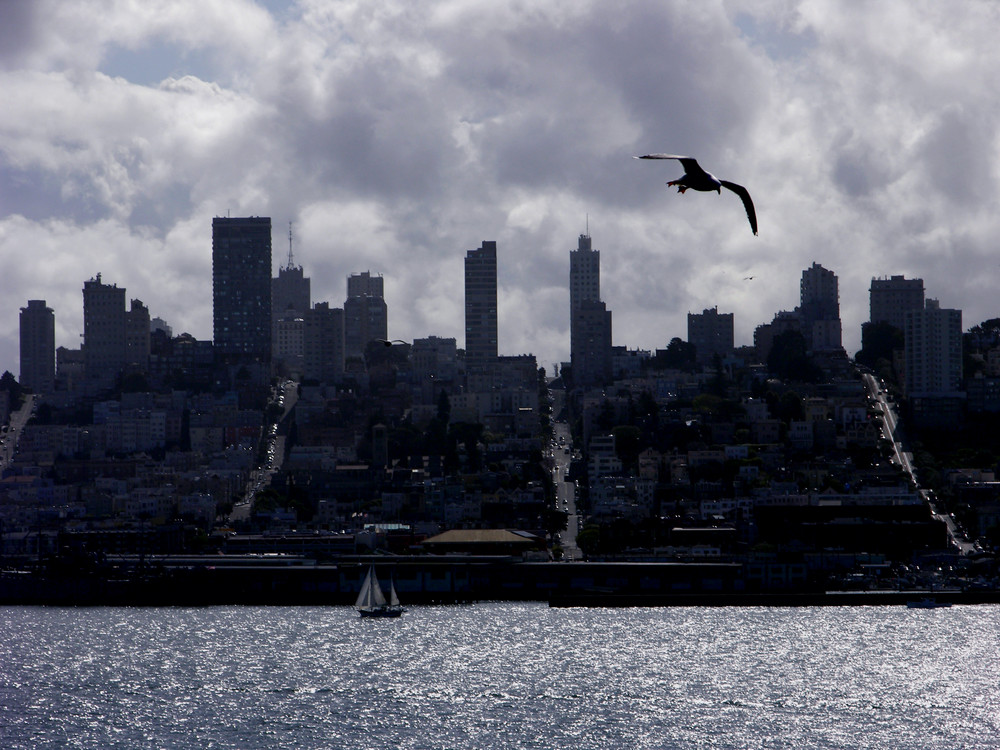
2, 0, 1000, 379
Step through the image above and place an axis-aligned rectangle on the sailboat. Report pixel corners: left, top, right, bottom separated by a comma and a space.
355, 564, 405, 618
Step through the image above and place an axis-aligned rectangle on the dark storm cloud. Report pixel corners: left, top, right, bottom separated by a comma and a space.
0, 2, 42, 68
918, 105, 994, 208
831, 135, 896, 198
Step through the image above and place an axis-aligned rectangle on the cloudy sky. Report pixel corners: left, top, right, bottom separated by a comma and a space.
1, 0, 998, 377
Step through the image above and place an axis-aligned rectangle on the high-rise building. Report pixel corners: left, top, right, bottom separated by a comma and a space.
570, 234, 612, 388
347, 270, 384, 299
273, 265, 310, 320
799, 262, 842, 352
272, 224, 311, 352
344, 271, 387, 359
150, 317, 172, 338
126, 299, 151, 373
83, 273, 127, 384
688, 307, 734, 365
274, 316, 305, 375
148, 331, 213, 391
19, 300, 55, 394
302, 302, 345, 383
212, 216, 272, 362
870, 275, 924, 331
411, 336, 459, 403
573, 301, 612, 388
570, 233, 600, 312
754, 309, 801, 363
904, 299, 963, 397
272, 233, 310, 375
464, 241, 498, 374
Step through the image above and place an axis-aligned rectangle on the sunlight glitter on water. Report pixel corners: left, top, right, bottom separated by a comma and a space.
1, 603, 998, 749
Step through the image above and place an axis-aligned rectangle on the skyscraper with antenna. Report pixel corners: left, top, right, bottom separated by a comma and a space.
272, 221, 311, 369
284, 221, 297, 269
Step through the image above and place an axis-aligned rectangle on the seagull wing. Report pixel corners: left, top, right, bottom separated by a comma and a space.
720, 180, 757, 236
635, 154, 706, 177
635, 153, 689, 160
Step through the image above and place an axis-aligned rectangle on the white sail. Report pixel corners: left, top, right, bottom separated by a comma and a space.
355, 565, 387, 610
388, 577, 400, 608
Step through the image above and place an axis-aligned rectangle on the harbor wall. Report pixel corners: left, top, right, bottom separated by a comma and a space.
1, 557, 997, 607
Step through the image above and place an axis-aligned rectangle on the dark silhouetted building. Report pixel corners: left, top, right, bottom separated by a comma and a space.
212, 216, 272, 363
688, 307, 734, 365
465, 241, 498, 377
799, 262, 842, 352
126, 299, 150, 373
19, 300, 55, 394
344, 271, 387, 359
83, 274, 127, 386
870, 275, 924, 331
302, 302, 345, 383
570, 233, 612, 388
272, 225, 310, 373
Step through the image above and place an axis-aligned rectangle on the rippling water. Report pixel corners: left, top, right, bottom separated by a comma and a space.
1, 602, 998, 749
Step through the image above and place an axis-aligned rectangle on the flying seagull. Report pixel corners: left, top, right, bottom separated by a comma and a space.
635, 154, 757, 235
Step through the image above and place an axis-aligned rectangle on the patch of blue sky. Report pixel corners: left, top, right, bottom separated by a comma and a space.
98, 1, 297, 86
100, 40, 217, 87
734, 12, 817, 61
256, 0, 297, 22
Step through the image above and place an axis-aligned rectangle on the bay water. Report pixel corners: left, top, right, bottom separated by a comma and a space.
1, 602, 997, 748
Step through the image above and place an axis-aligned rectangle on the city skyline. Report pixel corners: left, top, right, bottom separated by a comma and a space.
8, 226, 981, 384
2, 2, 998, 376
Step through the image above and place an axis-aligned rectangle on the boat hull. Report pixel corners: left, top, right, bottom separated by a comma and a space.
358, 606, 405, 618
906, 598, 951, 609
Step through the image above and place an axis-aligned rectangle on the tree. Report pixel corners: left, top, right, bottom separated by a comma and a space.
692, 393, 724, 416
436, 388, 451, 422
575, 524, 602, 557
541, 508, 569, 539
659, 338, 697, 371
0, 371, 22, 405
636, 390, 658, 421
449, 422, 484, 472
612, 425, 641, 471
856, 321, 903, 371
251, 488, 283, 515
776, 391, 805, 423
767, 330, 822, 382
706, 352, 729, 396
967, 318, 1000, 336
595, 399, 616, 432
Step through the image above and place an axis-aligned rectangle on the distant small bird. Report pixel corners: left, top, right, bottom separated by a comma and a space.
635, 154, 757, 235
